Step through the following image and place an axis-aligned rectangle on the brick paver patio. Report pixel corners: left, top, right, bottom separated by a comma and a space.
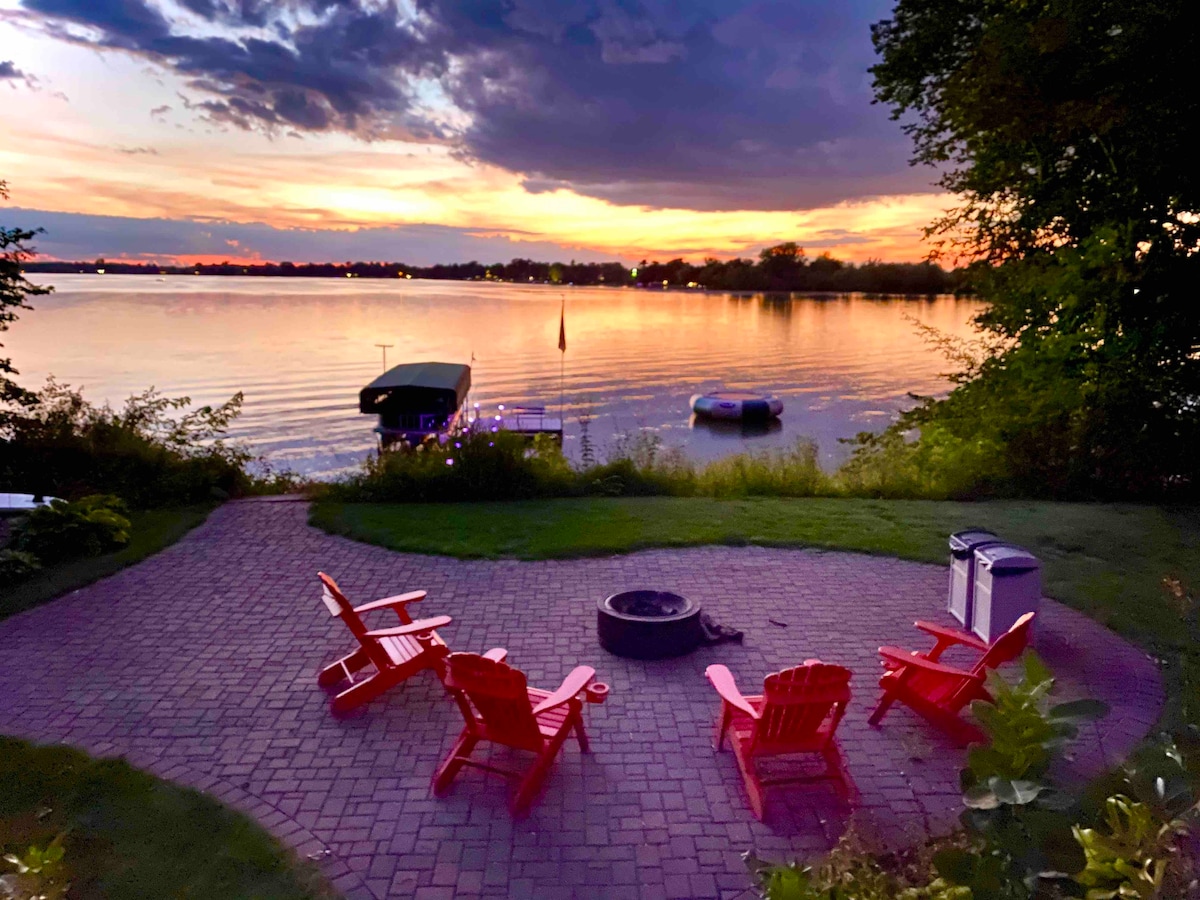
0, 500, 1162, 899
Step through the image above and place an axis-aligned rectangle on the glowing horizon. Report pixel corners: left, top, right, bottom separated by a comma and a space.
0, 1, 952, 266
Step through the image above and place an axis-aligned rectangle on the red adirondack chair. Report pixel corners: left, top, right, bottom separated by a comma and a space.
316, 572, 453, 716
433, 650, 609, 813
705, 660, 856, 820
867, 612, 1035, 744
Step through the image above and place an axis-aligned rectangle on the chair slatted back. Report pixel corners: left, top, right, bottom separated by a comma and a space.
972, 612, 1035, 674
318, 572, 391, 672
944, 612, 1036, 709
444, 653, 544, 751
753, 661, 851, 751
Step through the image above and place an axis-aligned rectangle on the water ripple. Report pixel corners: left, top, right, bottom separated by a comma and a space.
7, 275, 985, 477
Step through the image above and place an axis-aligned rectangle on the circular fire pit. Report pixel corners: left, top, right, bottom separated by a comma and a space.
597, 590, 704, 659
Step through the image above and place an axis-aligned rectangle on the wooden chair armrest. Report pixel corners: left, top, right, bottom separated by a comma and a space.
483, 648, 508, 662
365, 615, 451, 638
354, 590, 427, 615
879, 646, 984, 681
914, 620, 989, 652
532, 666, 596, 715
704, 665, 758, 719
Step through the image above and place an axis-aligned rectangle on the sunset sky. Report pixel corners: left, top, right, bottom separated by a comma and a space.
0, 0, 949, 265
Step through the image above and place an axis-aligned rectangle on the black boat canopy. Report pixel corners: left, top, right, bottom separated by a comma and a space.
359, 362, 471, 419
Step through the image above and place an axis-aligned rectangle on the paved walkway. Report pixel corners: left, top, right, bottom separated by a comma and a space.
0, 501, 1162, 899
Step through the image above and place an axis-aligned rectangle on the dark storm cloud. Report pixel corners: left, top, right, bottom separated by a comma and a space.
0, 59, 29, 80
22, 0, 444, 137
19, 0, 932, 210
427, 0, 931, 209
0, 207, 621, 265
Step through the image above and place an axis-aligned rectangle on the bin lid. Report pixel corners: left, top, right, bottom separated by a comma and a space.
949, 528, 1000, 555
975, 543, 1040, 573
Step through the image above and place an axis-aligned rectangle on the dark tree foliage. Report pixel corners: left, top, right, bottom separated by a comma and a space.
0, 380, 256, 507
0, 180, 51, 408
870, 0, 1200, 497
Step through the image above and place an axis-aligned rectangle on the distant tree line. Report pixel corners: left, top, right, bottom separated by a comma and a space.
22, 243, 965, 294
634, 244, 963, 293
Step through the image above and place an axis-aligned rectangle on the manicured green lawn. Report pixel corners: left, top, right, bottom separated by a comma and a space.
2, 507, 332, 898
0, 737, 337, 900
1, 506, 213, 621
313, 497, 1200, 719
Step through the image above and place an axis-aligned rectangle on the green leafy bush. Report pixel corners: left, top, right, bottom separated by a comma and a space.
0, 548, 41, 582
1076, 737, 1200, 899
935, 654, 1109, 897
1, 837, 68, 900
0, 379, 276, 507
1073, 795, 1183, 899
745, 657, 1199, 900
12, 495, 131, 564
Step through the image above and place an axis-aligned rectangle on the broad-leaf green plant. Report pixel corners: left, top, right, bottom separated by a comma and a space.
0, 836, 68, 900
935, 653, 1108, 898
1073, 794, 1185, 899
1079, 735, 1200, 898
12, 494, 131, 564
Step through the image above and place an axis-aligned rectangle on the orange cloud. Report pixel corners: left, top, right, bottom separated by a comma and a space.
0, 97, 948, 264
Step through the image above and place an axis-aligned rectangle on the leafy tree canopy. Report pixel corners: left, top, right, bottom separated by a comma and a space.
0, 180, 51, 408
869, 0, 1200, 497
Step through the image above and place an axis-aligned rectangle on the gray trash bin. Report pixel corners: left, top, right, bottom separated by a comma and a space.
971, 544, 1041, 643
947, 529, 1002, 626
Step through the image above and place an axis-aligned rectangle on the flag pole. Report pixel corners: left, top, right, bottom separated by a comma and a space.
558, 295, 566, 429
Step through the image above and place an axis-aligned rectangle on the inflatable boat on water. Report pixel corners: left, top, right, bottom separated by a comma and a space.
690, 391, 783, 422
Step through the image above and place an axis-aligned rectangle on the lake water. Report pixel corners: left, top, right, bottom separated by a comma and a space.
7, 275, 985, 478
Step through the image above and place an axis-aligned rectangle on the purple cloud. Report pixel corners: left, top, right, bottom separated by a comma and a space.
0, 59, 34, 86
18, 1, 934, 210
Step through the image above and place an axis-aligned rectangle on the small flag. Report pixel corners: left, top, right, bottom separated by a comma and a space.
558, 298, 567, 352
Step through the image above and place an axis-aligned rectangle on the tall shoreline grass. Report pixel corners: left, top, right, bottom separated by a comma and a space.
320, 429, 993, 504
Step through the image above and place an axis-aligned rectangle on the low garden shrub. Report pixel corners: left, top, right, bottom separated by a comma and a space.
746, 655, 1199, 900
1, 837, 67, 900
0, 548, 40, 582
0, 378, 297, 507
10, 494, 131, 565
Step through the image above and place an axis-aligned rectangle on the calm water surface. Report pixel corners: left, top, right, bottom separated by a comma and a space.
9, 275, 985, 477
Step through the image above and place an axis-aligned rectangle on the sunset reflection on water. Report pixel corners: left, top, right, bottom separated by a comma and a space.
9, 275, 985, 477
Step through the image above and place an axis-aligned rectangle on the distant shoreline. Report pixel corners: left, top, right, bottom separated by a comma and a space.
23, 256, 968, 295
22, 266, 972, 298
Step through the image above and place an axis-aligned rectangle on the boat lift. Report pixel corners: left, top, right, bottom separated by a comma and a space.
360, 361, 562, 450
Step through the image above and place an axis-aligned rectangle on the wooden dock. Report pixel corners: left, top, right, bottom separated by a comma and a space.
472, 406, 563, 440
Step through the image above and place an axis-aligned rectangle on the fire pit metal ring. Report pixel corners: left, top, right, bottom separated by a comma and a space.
597, 590, 704, 659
